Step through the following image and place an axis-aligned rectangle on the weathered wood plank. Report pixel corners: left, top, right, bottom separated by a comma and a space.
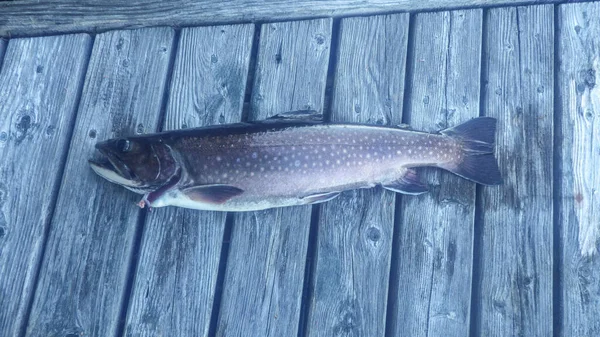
24, 28, 174, 337
388, 10, 482, 337
558, 3, 600, 336
124, 24, 254, 337
306, 14, 408, 337
0, 0, 561, 38
476, 5, 554, 336
0, 34, 91, 337
216, 19, 331, 336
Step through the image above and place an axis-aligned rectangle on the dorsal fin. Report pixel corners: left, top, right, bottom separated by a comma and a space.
255, 110, 323, 124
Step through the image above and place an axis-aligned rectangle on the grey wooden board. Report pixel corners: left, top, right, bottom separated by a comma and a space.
124, 24, 254, 337
216, 18, 331, 336
388, 10, 482, 337
0, 0, 562, 38
477, 5, 554, 336
0, 34, 91, 337
558, 3, 600, 336
306, 14, 409, 337
24, 28, 175, 337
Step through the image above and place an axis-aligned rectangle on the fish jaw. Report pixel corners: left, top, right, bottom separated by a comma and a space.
89, 159, 145, 193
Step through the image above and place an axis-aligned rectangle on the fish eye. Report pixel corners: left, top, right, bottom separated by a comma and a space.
117, 139, 131, 153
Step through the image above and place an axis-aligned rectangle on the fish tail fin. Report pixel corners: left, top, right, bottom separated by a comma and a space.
438, 117, 503, 185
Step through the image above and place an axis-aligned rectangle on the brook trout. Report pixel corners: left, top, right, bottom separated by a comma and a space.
89, 111, 502, 211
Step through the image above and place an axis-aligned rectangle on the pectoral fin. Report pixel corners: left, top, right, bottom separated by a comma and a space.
301, 191, 340, 204
382, 169, 428, 195
182, 184, 244, 204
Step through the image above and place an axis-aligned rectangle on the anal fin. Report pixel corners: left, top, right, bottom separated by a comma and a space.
382, 169, 428, 195
301, 191, 340, 204
182, 184, 244, 204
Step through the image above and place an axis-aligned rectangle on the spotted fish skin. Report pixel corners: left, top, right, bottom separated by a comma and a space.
89, 117, 502, 211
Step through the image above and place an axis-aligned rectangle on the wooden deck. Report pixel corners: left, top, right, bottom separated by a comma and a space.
0, 1, 599, 336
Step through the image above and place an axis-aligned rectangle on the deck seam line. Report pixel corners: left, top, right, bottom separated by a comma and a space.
384, 12, 415, 337
551, 4, 562, 337
468, 7, 487, 337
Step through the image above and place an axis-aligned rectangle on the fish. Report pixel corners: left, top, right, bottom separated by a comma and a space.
89, 111, 502, 212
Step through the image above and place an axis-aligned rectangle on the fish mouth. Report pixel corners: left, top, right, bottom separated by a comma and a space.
89, 147, 138, 187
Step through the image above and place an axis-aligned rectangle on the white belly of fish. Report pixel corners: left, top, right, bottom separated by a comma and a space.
150, 189, 326, 212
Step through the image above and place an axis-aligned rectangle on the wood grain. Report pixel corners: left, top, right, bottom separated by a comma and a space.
388, 10, 482, 337
0, 0, 561, 38
216, 18, 331, 337
558, 2, 600, 336
24, 28, 174, 337
306, 14, 409, 337
124, 24, 254, 337
0, 34, 91, 337
476, 5, 554, 336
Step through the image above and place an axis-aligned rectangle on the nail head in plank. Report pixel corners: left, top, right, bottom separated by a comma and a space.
388, 9, 482, 337
478, 5, 554, 336
217, 18, 332, 337
558, 2, 600, 336
24, 28, 174, 337
0, 34, 91, 337
0, 0, 564, 38
307, 13, 409, 337
124, 24, 254, 337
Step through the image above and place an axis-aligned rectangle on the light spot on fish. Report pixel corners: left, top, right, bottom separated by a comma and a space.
216, 156, 222, 161
252, 152, 258, 159
294, 160, 300, 167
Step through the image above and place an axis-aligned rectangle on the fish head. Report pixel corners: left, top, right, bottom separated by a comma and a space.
89, 137, 179, 194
